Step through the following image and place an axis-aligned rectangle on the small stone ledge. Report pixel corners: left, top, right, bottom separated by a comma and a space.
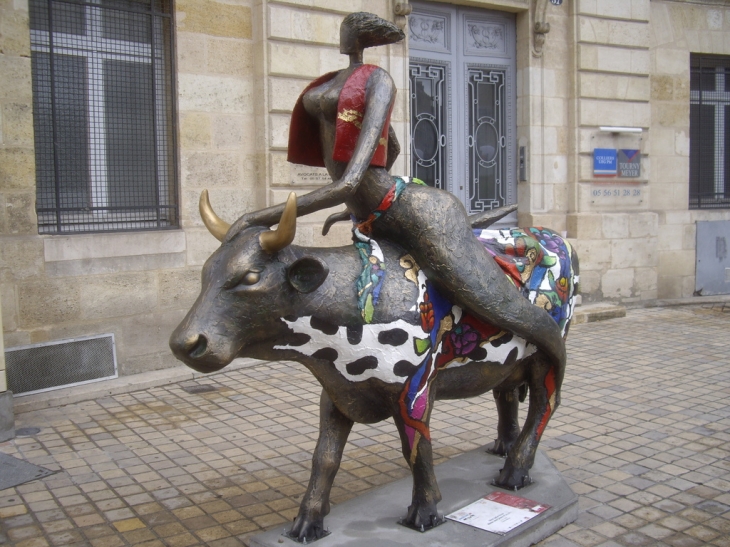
633, 294, 730, 309
572, 303, 627, 325
12, 358, 259, 414
43, 230, 186, 262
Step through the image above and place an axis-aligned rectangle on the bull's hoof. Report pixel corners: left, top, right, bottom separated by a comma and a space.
398, 502, 445, 532
286, 514, 330, 543
492, 466, 533, 491
486, 438, 513, 457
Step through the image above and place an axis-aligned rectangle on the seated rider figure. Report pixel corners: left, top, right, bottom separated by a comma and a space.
228, 12, 566, 383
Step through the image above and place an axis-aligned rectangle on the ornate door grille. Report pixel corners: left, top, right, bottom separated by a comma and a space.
409, 62, 449, 190
467, 67, 506, 212
408, 2, 515, 215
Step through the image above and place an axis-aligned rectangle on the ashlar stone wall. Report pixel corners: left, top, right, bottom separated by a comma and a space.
650, 0, 730, 299
565, 0, 658, 303
176, 0, 260, 266
0, 1, 256, 376
517, 0, 572, 233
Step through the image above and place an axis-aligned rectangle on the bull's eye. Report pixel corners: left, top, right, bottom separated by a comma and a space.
242, 271, 260, 285
223, 270, 262, 292
226, 269, 262, 291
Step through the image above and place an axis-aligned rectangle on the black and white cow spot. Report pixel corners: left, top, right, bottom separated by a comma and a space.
378, 328, 409, 347
346, 356, 379, 376
466, 346, 488, 361
310, 316, 339, 335
312, 348, 338, 362
286, 332, 312, 346
347, 325, 363, 345
491, 332, 513, 347
393, 360, 418, 377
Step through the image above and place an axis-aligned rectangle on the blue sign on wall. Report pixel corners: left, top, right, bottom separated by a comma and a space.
593, 148, 617, 177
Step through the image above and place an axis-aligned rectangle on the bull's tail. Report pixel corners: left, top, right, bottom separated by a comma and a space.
571, 245, 580, 300
553, 244, 579, 407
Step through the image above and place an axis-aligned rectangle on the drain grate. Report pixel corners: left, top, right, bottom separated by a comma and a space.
0, 453, 56, 491
181, 385, 219, 394
5, 334, 117, 396
15, 427, 41, 437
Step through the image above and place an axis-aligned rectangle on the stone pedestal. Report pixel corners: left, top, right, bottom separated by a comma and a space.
251, 448, 577, 547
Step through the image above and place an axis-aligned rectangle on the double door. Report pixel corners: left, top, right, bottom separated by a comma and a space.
409, 2, 517, 215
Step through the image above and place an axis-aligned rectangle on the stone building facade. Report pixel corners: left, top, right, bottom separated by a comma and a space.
1, 0, 729, 380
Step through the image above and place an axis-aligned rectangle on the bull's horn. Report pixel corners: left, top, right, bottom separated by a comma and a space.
199, 190, 230, 242
260, 192, 297, 253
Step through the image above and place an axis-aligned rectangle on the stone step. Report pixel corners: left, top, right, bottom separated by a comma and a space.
572, 303, 627, 325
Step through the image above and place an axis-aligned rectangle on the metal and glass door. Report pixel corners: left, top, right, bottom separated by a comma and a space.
409, 2, 516, 215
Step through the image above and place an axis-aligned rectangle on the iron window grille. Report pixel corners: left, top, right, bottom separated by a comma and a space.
690, 54, 730, 209
29, 0, 179, 233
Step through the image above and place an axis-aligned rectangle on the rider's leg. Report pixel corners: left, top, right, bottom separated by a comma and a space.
376, 184, 567, 374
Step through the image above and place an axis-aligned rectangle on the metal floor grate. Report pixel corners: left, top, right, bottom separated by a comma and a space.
5, 334, 118, 396
0, 453, 56, 490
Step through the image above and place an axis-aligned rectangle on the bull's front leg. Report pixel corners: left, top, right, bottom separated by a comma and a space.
392, 404, 444, 531
494, 358, 560, 490
289, 390, 353, 543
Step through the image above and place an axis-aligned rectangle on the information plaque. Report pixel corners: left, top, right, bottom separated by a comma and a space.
446, 491, 551, 535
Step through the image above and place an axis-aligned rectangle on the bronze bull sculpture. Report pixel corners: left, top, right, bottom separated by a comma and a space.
170, 192, 578, 542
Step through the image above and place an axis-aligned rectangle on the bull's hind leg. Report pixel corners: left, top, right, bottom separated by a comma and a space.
487, 385, 526, 457
494, 357, 560, 490
289, 390, 353, 543
392, 403, 444, 531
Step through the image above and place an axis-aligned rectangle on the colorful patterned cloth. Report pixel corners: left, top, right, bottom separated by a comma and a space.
350, 185, 579, 459
397, 226, 578, 460
475, 227, 576, 336
353, 177, 425, 323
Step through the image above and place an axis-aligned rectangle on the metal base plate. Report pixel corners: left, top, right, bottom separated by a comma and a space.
250, 448, 577, 547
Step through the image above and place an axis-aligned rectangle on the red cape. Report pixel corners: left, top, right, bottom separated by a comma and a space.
287, 65, 391, 168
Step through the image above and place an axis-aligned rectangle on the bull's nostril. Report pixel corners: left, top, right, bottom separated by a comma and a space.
188, 335, 208, 358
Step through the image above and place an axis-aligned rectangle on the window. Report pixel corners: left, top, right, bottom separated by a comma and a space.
409, 2, 516, 216
29, 0, 178, 234
690, 54, 730, 209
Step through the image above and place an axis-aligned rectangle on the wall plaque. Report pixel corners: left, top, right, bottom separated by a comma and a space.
290, 165, 331, 185
618, 149, 640, 178
593, 148, 617, 177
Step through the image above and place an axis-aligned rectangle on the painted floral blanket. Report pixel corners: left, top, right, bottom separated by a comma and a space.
474, 226, 578, 336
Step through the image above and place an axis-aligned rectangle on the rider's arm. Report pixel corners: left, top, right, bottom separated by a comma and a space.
226, 69, 396, 238
332, 68, 396, 193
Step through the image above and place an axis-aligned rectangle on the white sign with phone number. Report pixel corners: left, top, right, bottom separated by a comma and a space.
590, 185, 643, 207
593, 187, 641, 198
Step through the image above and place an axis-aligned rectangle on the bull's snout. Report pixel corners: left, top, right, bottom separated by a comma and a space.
170, 327, 227, 373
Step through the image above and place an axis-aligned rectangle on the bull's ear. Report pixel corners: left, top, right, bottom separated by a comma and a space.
287, 257, 329, 293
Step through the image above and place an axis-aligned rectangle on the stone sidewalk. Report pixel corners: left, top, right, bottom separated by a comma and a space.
0, 305, 729, 547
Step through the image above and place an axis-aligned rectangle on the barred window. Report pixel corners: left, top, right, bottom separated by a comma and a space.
690, 54, 730, 209
29, 0, 178, 234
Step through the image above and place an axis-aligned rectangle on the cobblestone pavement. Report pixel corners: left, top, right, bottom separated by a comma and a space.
1, 305, 729, 547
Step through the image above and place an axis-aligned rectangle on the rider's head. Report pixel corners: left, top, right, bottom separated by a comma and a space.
340, 12, 405, 55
